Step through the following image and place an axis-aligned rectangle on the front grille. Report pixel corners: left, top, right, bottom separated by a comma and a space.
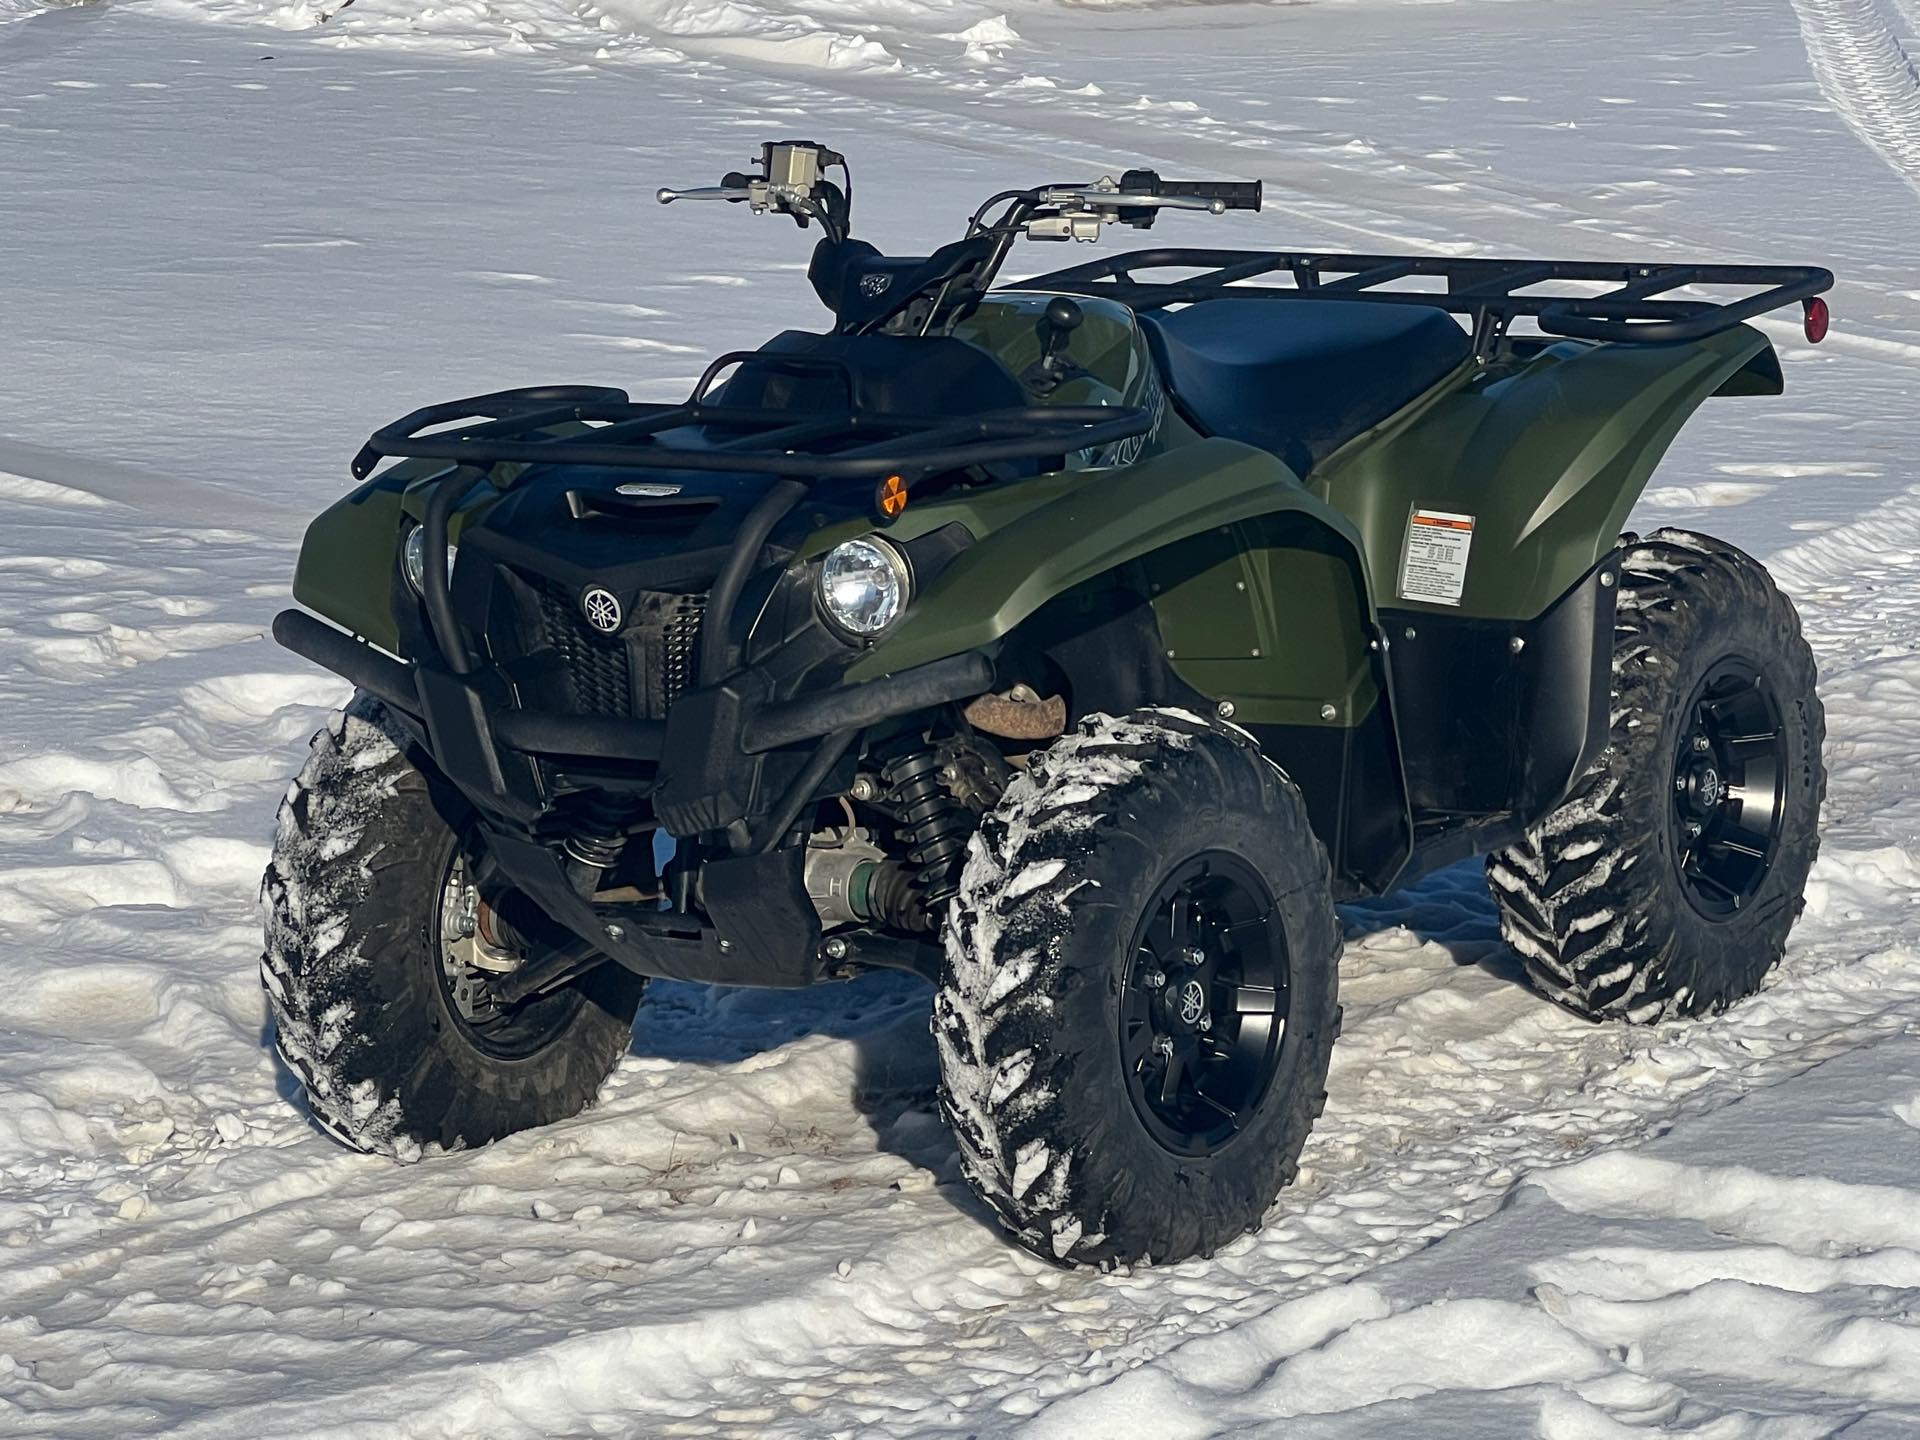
655, 596, 704, 712
536, 582, 633, 716
532, 579, 706, 719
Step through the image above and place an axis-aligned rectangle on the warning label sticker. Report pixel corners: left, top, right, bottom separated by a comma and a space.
1400, 508, 1476, 606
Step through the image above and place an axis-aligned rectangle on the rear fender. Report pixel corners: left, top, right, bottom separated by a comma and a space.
1314, 324, 1777, 621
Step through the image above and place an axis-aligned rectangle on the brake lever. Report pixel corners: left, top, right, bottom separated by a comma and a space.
656, 186, 754, 204
1035, 188, 1227, 215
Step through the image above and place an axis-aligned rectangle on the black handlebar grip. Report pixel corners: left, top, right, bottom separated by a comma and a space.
1156, 178, 1264, 211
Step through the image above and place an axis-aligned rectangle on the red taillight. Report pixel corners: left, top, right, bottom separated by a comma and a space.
1804, 296, 1830, 344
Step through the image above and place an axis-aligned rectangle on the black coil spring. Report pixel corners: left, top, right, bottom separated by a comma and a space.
884, 752, 973, 908
561, 793, 642, 870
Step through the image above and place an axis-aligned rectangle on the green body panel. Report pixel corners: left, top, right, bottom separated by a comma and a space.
1311, 324, 1771, 621
291, 460, 500, 655
293, 292, 1772, 739
1140, 517, 1378, 726
844, 439, 1378, 730
292, 468, 414, 652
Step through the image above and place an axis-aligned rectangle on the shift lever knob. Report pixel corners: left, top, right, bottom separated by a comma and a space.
1030, 297, 1087, 395
1043, 296, 1085, 338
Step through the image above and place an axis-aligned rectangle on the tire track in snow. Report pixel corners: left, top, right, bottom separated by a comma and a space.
1790, 0, 1920, 195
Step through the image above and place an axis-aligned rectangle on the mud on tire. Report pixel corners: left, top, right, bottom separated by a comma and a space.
935, 708, 1341, 1269
1489, 529, 1826, 1022
260, 692, 645, 1157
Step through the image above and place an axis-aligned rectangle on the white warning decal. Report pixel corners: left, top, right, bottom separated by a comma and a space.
1400, 508, 1476, 606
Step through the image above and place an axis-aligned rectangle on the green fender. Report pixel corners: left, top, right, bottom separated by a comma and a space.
292, 463, 513, 655
842, 438, 1376, 726
1314, 324, 1779, 621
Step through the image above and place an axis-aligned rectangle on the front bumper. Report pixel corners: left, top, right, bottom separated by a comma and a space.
274, 607, 988, 983
275, 607, 990, 818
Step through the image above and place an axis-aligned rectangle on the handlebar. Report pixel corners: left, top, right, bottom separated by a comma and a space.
653, 142, 1264, 333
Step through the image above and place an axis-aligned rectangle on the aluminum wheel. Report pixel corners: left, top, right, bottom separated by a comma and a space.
1119, 851, 1291, 1157
1671, 654, 1788, 918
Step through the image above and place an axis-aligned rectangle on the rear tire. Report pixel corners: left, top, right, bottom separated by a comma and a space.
260, 692, 645, 1158
936, 708, 1340, 1269
1488, 530, 1825, 1022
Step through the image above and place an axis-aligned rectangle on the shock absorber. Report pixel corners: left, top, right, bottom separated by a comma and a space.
882, 751, 974, 915
561, 794, 644, 895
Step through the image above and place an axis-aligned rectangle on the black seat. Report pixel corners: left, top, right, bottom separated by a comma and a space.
1138, 298, 1471, 476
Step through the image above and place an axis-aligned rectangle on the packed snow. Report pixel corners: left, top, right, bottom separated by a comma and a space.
4, 0, 1920, 1433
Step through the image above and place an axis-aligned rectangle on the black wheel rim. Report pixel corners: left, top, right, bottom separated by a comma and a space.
432, 847, 585, 1060
1670, 655, 1788, 919
1119, 851, 1290, 1157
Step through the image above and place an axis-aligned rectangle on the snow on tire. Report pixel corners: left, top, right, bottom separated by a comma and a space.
1489, 529, 1826, 1022
935, 708, 1341, 1269
260, 691, 644, 1158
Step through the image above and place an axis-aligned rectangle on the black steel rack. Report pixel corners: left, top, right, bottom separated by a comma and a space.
344, 350, 1154, 800
1019, 249, 1834, 346
351, 356, 1152, 484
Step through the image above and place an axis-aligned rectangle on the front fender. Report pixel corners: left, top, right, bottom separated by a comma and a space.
292, 462, 501, 656
291, 467, 416, 653
843, 439, 1366, 682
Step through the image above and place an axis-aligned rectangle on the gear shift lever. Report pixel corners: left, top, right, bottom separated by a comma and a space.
1029, 297, 1086, 395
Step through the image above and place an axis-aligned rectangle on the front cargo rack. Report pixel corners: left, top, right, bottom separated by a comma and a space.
353, 350, 1154, 750
351, 350, 1153, 484
1019, 249, 1834, 347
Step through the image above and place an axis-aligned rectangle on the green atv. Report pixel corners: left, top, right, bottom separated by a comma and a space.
264, 141, 1833, 1267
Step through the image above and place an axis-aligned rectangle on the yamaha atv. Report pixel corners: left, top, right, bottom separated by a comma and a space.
264, 141, 1834, 1268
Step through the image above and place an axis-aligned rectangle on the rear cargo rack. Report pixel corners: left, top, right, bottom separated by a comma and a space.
350, 354, 1152, 484
1017, 249, 1834, 347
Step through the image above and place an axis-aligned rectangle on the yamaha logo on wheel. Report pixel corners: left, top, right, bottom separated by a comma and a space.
581, 587, 623, 634
1178, 978, 1208, 1026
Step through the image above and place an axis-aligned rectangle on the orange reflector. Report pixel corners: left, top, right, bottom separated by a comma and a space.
876, 473, 910, 520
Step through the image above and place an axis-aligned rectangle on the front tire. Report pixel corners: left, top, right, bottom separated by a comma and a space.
936, 709, 1340, 1269
1489, 530, 1825, 1022
260, 693, 645, 1158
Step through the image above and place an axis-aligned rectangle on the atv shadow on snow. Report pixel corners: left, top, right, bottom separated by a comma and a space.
256, 849, 1524, 1224
1337, 860, 1530, 988
625, 972, 998, 1227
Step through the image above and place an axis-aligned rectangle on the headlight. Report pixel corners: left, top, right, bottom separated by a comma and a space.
818, 536, 912, 638
403, 524, 456, 595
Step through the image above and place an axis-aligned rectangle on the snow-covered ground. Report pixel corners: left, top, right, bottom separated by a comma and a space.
3, 0, 1920, 1433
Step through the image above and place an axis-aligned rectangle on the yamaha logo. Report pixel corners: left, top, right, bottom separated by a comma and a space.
859, 272, 893, 298
1178, 979, 1208, 1027
615, 482, 683, 498
1698, 766, 1724, 807
581, 587, 623, 634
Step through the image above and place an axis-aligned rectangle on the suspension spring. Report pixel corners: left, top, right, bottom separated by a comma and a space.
883, 751, 974, 910
561, 794, 643, 871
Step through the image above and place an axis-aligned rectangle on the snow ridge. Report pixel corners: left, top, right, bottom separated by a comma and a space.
1790, 0, 1920, 194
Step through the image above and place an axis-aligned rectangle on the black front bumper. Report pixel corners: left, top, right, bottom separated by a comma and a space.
273, 607, 989, 984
